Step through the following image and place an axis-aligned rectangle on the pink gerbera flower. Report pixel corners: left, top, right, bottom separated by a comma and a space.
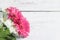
6, 7, 30, 38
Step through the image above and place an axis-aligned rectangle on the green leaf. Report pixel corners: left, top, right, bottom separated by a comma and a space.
0, 27, 10, 37
0, 38, 6, 40
4, 34, 16, 40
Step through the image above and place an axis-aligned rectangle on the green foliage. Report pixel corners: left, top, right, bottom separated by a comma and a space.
0, 23, 16, 40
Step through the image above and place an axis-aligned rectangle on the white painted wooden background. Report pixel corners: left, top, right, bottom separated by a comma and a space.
0, 0, 60, 10
0, 0, 60, 40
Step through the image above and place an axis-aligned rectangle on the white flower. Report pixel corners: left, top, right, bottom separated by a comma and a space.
4, 19, 18, 36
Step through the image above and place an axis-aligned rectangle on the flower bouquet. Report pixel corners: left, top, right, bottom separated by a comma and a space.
0, 7, 30, 40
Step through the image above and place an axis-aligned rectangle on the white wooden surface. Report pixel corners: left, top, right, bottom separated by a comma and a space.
0, 0, 60, 10
19, 12, 60, 40
0, 0, 60, 40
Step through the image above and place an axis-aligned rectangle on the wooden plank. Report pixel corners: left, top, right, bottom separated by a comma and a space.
0, 0, 60, 11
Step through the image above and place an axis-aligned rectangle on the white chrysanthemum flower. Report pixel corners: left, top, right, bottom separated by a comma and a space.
4, 19, 18, 36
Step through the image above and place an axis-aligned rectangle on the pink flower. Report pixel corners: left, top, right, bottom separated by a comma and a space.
6, 7, 30, 38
